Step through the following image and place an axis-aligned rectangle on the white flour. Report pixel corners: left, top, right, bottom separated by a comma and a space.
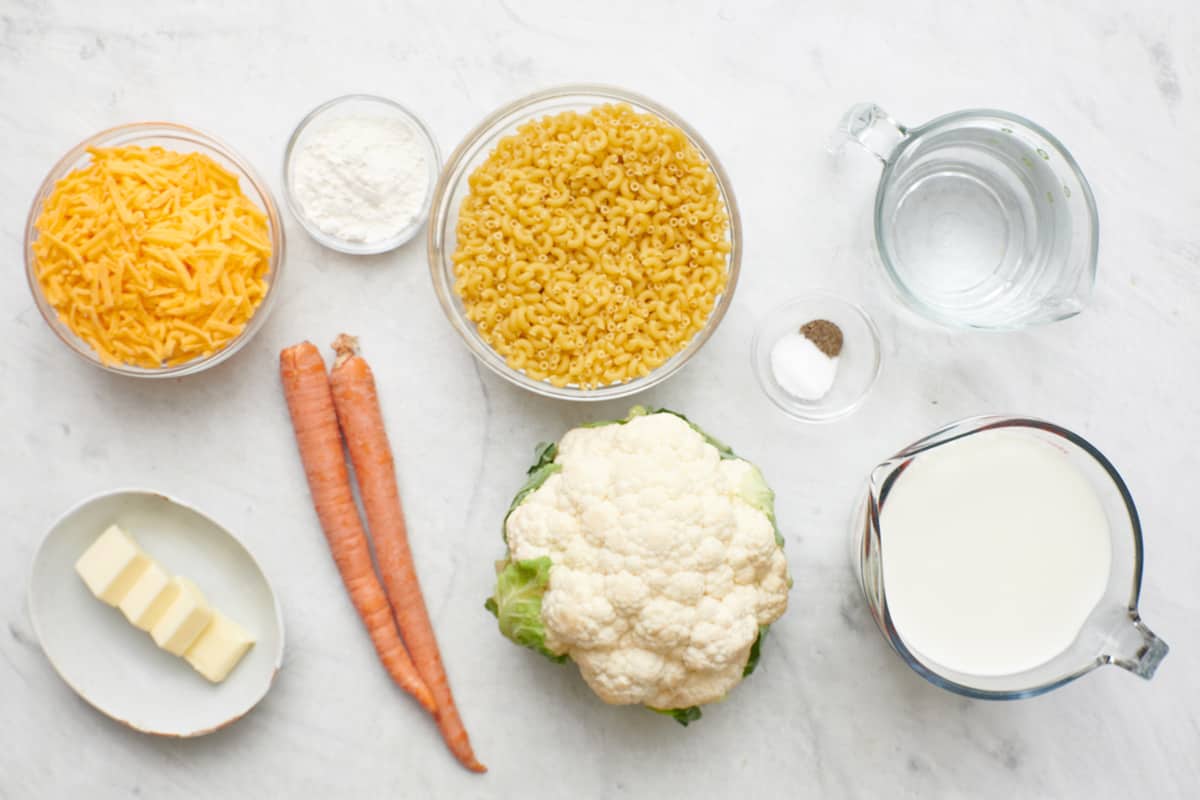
292, 116, 429, 245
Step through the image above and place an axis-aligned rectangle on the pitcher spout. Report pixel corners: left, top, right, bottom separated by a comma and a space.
1107, 613, 1169, 680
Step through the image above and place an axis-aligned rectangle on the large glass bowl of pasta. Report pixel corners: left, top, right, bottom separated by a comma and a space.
428, 85, 741, 400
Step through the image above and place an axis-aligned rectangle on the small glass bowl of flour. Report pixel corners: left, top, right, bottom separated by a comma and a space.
285, 94, 440, 254
752, 291, 882, 422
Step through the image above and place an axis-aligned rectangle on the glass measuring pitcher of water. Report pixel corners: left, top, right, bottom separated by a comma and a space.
853, 415, 1167, 699
831, 105, 1098, 329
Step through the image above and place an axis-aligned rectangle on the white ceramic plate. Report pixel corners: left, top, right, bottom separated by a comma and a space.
28, 489, 284, 737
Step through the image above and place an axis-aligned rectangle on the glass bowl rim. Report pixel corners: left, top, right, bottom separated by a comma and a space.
23, 121, 286, 378
426, 82, 742, 402
282, 93, 441, 255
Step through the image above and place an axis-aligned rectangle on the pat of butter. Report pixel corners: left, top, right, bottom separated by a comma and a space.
185, 611, 255, 683
75, 525, 150, 606
151, 577, 213, 656
118, 561, 176, 632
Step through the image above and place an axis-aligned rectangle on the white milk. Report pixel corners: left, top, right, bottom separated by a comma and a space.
879, 429, 1112, 676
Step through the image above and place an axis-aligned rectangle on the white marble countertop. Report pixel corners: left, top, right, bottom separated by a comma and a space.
3, 1, 1198, 796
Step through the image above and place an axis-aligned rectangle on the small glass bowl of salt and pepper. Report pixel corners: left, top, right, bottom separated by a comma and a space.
752, 291, 882, 422
283, 94, 441, 255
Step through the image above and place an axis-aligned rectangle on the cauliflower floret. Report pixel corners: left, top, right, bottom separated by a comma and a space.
503, 411, 790, 709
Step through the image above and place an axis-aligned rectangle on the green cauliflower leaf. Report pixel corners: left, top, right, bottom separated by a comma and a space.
501, 441, 560, 538
650, 705, 704, 726
484, 556, 567, 663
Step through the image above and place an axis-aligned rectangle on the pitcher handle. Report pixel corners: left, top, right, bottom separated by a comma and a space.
828, 103, 908, 164
1107, 612, 1169, 680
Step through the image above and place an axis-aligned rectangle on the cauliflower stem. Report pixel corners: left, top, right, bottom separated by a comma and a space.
485, 407, 789, 726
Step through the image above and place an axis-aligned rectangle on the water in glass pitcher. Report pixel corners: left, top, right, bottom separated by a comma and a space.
878, 123, 1076, 326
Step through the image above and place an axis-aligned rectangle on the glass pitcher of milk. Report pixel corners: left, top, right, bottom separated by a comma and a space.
854, 415, 1167, 698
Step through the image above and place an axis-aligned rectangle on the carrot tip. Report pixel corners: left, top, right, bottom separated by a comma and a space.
332, 333, 359, 368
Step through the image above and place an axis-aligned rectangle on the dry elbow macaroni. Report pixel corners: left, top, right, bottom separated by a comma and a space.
452, 104, 730, 388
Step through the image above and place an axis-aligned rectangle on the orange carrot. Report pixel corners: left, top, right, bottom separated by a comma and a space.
329, 334, 486, 774
280, 341, 435, 714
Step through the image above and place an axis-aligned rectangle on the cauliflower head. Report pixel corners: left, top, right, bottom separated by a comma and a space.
486, 408, 790, 724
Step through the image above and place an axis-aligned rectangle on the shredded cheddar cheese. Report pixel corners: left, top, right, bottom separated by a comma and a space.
33, 145, 272, 368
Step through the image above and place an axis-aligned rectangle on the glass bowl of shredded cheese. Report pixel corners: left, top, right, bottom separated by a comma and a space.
428, 85, 742, 401
24, 122, 285, 377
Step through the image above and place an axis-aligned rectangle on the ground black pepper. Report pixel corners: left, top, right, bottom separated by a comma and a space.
800, 319, 843, 358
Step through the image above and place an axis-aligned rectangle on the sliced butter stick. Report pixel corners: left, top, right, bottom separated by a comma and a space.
185, 612, 255, 683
